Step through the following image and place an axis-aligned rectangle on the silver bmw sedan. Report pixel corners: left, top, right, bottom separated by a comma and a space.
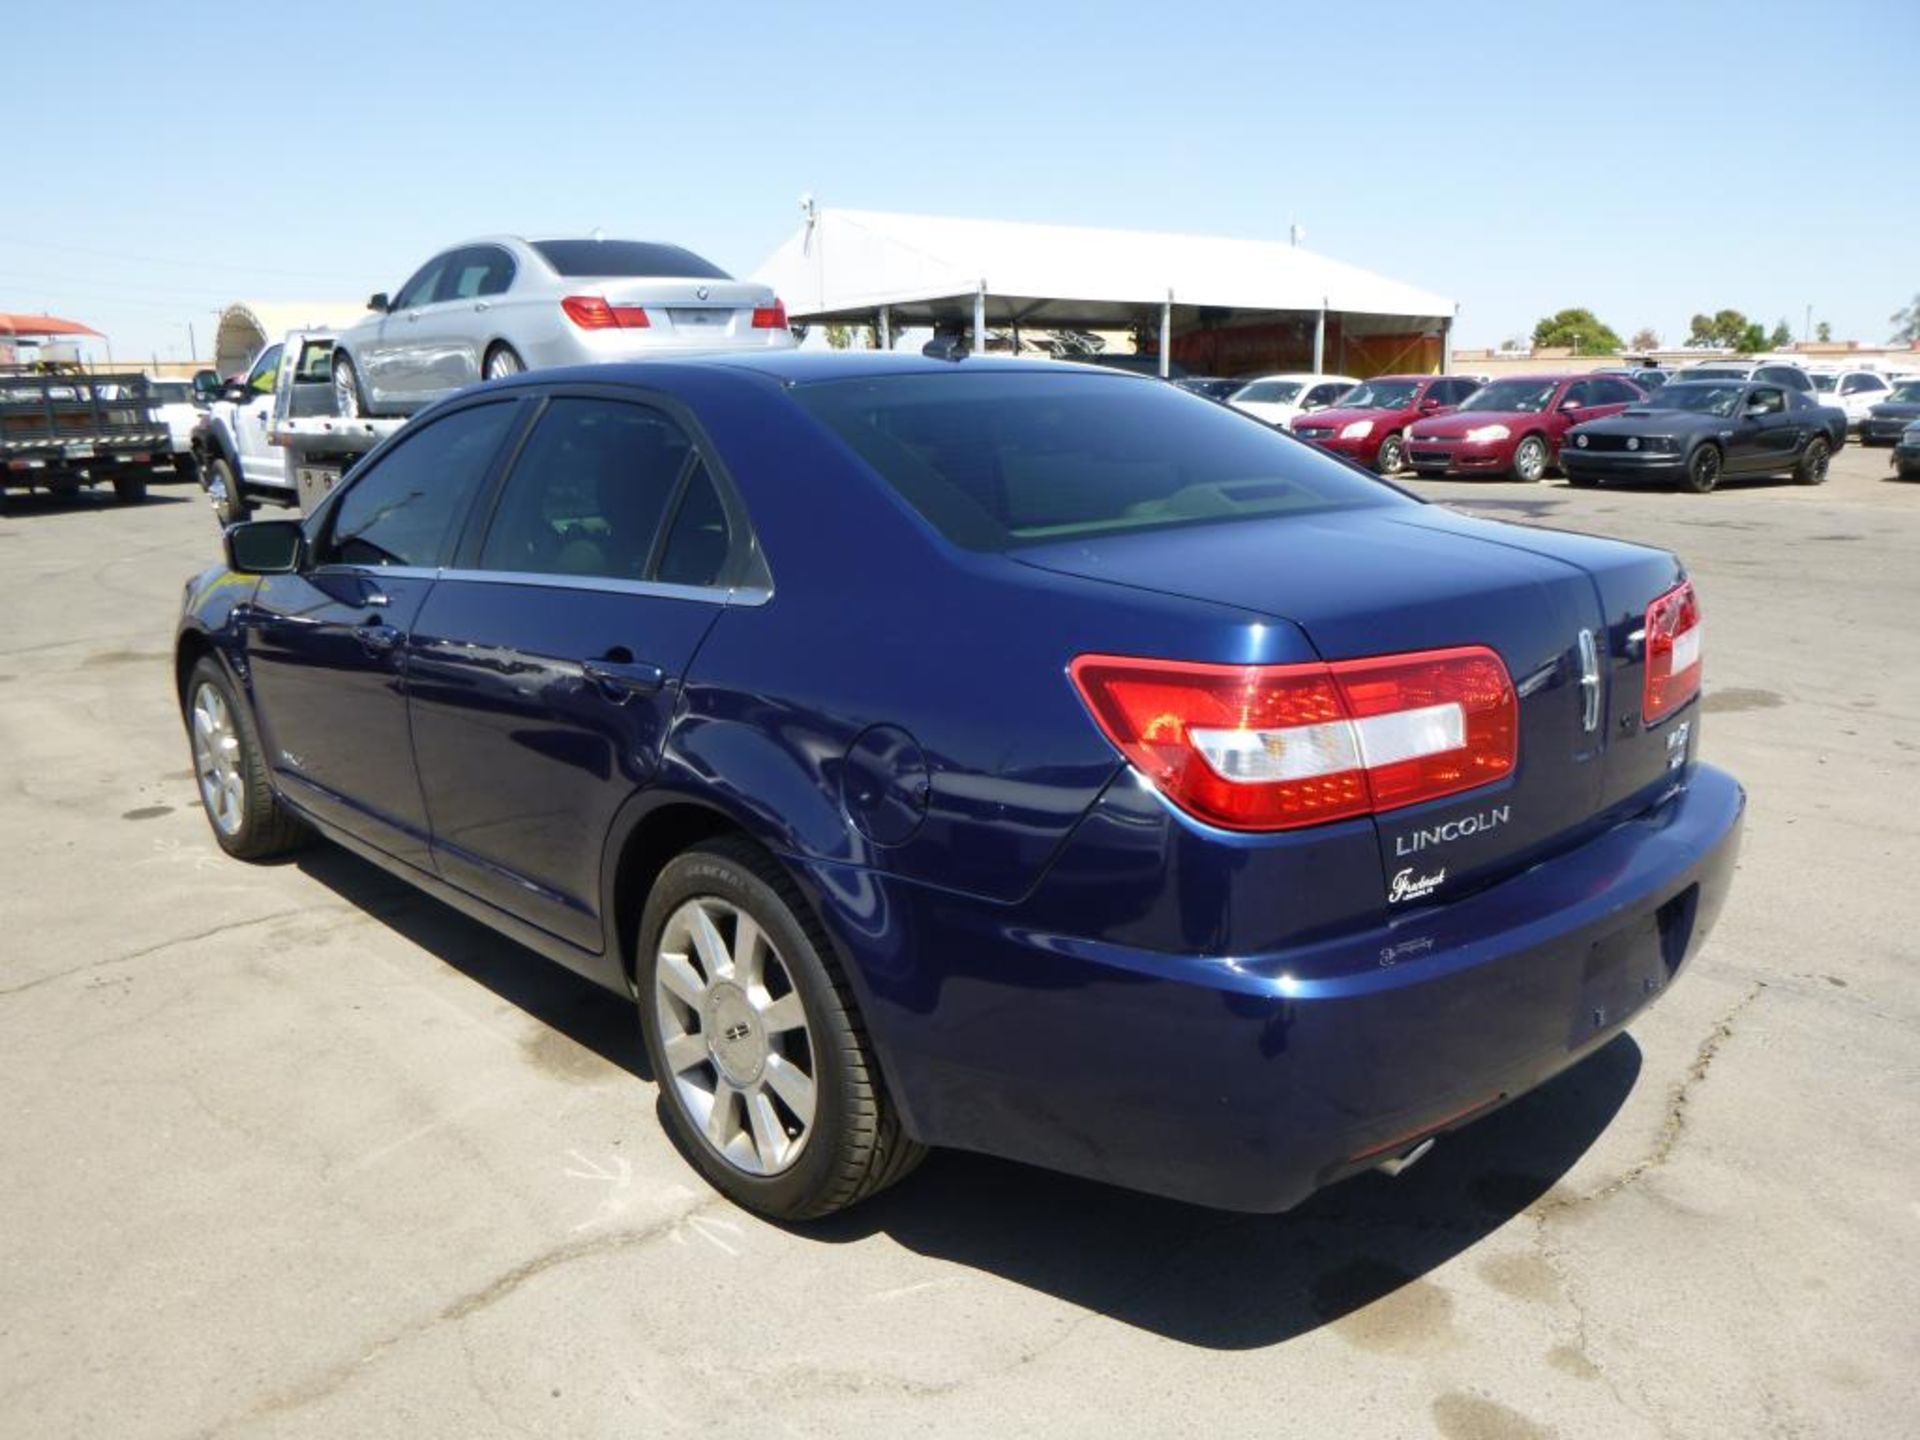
329, 235, 795, 417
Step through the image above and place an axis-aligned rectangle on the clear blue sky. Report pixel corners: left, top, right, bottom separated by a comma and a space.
7, 0, 1916, 363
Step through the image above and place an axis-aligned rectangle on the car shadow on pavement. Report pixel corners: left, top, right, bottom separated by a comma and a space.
802, 1033, 1641, 1349
293, 842, 1639, 1351
294, 845, 652, 1081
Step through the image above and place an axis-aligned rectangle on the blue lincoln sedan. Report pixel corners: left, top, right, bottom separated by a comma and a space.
176, 353, 1743, 1219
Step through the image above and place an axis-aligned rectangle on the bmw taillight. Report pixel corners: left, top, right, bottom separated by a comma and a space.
751, 300, 788, 329
561, 295, 651, 330
1643, 580, 1702, 724
1069, 647, 1518, 832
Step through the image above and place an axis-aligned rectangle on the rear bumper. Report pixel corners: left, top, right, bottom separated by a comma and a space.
803, 764, 1745, 1212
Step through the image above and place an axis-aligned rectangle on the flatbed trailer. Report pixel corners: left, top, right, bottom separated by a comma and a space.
1, 370, 168, 505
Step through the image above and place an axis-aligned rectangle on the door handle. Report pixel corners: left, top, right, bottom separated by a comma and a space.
355, 622, 403, 656
581, 658, 666, 701
474, 301, 490, 312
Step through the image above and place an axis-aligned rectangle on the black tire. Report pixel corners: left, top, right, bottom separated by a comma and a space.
204, 455, 250, 527
1511, 434, 1549, 482
1681, 445, 1721, 495
483, 344, 525, 382
1375, 432, 1407, 476
332, 352, 368, 419
172, 454, 200, 486
1794, 436, 1831, 485
112, 470, 148, 504
635, 837, 925, 1220
182, 656, 310, 861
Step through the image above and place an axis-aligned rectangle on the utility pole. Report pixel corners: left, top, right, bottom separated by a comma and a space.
1804, 303, 1812, 345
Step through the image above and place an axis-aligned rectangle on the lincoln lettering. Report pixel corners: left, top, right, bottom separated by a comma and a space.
1393, 804, 1511, 857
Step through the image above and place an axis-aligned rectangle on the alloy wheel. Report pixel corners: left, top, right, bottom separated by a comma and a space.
484, 347, 523, 380
1514, 438, 1546, 482
333, 360, 361, 419
1377, 434, 1406, 475
190, 682, 246, 836
1690, 448, 1720, 494
652, 897, 818, 1176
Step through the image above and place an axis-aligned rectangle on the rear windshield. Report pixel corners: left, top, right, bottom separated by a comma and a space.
793, 372, 1407, 551
531, 239, 730, 280
1891, 382, 1920, 403
1337, 380, 1420, 409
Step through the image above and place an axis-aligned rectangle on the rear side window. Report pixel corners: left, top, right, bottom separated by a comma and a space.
321, 402, 517, 568
656, 463, 733, 587
531, 240, 730, 280
478, 398, 692, 580
793, 372, 1406, 552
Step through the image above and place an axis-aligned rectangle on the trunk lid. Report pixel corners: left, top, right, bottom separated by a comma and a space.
592, 278, 776, 342
1017, 504, 1688, 909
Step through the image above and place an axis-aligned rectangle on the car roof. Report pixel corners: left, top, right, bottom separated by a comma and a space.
474, 351, 1130, 394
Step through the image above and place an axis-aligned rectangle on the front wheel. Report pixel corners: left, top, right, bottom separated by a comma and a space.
203, 456, 249, 527
1681, 445, 1721, 494
183, 657, 309, 860
1511, 435, 1548, 482
112, 470, 148, 504
1375, 432, 1407, 476
636, 838, 925, 1220
1794, 436, 1831, 485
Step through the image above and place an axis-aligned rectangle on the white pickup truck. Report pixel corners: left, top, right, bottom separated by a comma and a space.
193, 330, 406, 524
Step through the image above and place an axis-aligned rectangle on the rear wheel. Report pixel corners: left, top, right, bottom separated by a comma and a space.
1511, 435, 1548, 482
184, 657, 309, 860
483, 344, 524, 381
636, 837, 925, 1220
111, 470, 148, 504
332, 353, 367, 419
204, 456, 249, 527
1375, 432, 1407, 476
1794, 436, 1831, 485
1681, 445, 1721, 494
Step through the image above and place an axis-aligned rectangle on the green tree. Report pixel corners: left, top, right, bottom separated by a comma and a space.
823, 323, 852, 351
1737, 322, 1768, 353
1815, 321, 1832, 343
1531, 307, 1623, 354
1686, 309, 1753, 349
1767, 319, 1793, 349
1891, 294, 1920, 345
1629, 327, 1661, 351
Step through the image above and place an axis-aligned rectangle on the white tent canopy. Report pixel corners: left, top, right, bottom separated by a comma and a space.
213, 301, 366, 376
753, 208, 1453, 331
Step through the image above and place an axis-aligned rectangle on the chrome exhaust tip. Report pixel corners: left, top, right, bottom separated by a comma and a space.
1374, 1136, 1436, 1178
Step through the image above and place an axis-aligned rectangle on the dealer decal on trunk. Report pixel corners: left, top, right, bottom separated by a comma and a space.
1388, 867, 1446, 904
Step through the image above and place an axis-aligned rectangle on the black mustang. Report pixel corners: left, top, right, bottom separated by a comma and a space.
1862, 380, 1920, 445
1560, 380, 1848, 494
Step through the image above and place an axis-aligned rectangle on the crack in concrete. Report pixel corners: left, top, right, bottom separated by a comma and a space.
0, 906, 332, 998
193, 1197, 725, 1439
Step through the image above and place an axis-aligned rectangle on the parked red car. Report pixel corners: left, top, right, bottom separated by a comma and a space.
1405, 374, 1647, 481
1290, 375, 1483, 474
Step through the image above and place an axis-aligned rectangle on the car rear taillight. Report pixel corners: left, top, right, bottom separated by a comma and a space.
1069, 647, 1517, 832
1642, 579, 1702, 724
561, 295, 650, 330
751, 300, 788, 329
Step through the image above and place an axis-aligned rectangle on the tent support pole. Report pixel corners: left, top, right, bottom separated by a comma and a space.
1159, 292, 1172, 378
878, 306, 891, 350
1441, 306, 1456, 374
974, 282, 986, 357
1313, 301, 1327, 373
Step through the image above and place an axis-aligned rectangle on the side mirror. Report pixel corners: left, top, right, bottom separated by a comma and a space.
367, 292, 391, 313
1419, 397, 1443, 412
225, 518, 305, 573
1743, 402, 1769, 418
1559, 397, 1583, 412
221, 381, 250, 405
